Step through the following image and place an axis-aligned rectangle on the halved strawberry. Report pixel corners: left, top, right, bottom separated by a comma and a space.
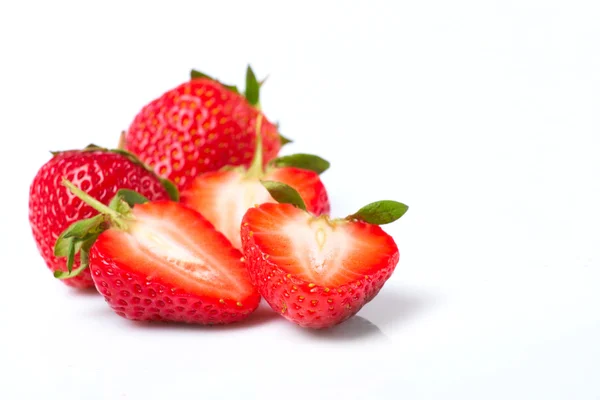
181, 116, 330, 249
241, 182, 408, 329
56, 181, 260, 324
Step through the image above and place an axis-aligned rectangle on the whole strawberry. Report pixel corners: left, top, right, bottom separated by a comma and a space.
181, 115, 330, 249
123, 66, 286, 190
29, 145, 177, 288
241, 182, 408, 329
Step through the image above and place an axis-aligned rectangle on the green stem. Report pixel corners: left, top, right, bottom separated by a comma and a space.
246, 114, 264, 179
62, 179, 121, 220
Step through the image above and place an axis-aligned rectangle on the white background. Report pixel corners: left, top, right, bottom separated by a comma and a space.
1, 0, 599, 399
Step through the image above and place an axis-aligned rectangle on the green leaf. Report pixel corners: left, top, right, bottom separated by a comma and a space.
62, 215, 106, 240
270, 153, 330, 174
190, 69, 212, 80
109, 189, 149, 210
53, 231, 101, 280
261, 181, 307, 211
55, 215, 105, 256
348, 201, 409, 225
66, 240, 76, 273
278, 133, 293, 146
54, 262, 89, 280
111, 199, 132, 215
80, 248, 90, 272
160, 178, 179, 201
190, 69, 240, 94
245, 65, 260, 106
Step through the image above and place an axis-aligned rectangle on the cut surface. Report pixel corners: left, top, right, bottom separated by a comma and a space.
181, 167, 330, 249
181, 170, 274, 249
265, 167, 330, 215
97, 201, 256, 301
243, 203, 398, 287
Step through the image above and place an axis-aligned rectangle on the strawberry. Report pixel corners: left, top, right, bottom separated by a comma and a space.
181, 116, 330, 249
240, 182, 408, 329
123, 66, 289, 191
55, 181, 260, 324
29, 145, 177, 289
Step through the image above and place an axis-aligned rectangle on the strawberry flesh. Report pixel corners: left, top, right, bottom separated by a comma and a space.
241, 203, 399, 329
90, 201, 260, 323
181, 167, 329, 249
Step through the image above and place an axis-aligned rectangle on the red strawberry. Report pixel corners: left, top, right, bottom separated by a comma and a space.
181, 116, 330, 249
241, 183, 408, 329
123, 66, 287, 191
29, 145, 177, 289
56, 181, 260, 324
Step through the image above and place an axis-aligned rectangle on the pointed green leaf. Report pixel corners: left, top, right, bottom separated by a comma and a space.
245, 65, 260, 106
66, 240, 76, 273
278, 132, 293, 146
109, 189, 149, 210
55, 215, 105, 256
348, 201, 409, 225
111, 199, 132, 215
259, 75, 269, 87
62, 215, 106, 239
190, 69, 240, 94
270, 153, 330, 174
54, 234, 72, 258
54, 262, 89, 280
80, 248, 90, 272
261, 181, 307, 211
190, 69, 213, 80
160, 178, 179, 201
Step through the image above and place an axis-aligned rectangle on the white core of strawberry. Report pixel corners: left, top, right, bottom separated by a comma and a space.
281, 214, 354, 285
215, 176, 274, 249
128, 218, 224, 283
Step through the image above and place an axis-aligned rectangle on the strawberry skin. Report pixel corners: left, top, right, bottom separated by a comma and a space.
124, 78, 281, 190
89, 201, 260, 323
180, 166, 329, 249
29, 150, 171, 288
241, 203, 399, 329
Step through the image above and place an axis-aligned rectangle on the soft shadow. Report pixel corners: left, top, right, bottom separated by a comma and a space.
358, 288, 435, 328
299, 315, 388, 342
130, 302, 279, 331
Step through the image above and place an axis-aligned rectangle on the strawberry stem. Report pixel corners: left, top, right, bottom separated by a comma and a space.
246, 114, 264, 179
62, 179, 127, 229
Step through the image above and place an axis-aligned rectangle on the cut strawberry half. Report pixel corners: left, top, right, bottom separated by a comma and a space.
241, 182, 408, 329
181, 115, 330, 249
55, 181, 260, 324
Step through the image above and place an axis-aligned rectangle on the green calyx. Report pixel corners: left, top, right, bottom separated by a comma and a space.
261, 181, 409, 225
278, 132, 293, 146
347, 200, 409, 225
244, 65, 261, 108
52, 144, 179, 202
261, 181, 307, 211
53, 181, 149, 280
190, 69, 240, 94
269, 153, 330, 174
190, 65, 292, 147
